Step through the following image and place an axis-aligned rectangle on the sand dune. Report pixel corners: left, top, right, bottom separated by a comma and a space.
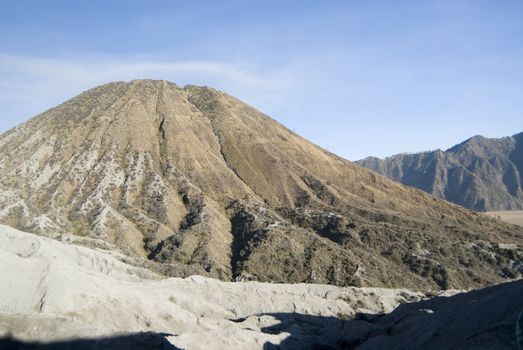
1, 224, 521, 349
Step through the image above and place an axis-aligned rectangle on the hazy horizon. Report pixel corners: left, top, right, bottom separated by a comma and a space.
1, 0, 522, 160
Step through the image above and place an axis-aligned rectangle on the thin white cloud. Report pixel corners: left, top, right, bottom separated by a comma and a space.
0, 53, 300, 131
0, 53, 291, 90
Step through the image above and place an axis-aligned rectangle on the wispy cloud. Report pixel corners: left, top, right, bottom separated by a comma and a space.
0, 53, 300, 131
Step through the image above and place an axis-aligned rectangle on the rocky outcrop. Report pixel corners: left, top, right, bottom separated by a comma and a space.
1, 225, 521, 350
1, 80, 522, 290
357, 133, 523, 211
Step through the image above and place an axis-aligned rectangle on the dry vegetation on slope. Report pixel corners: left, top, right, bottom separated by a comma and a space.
0, 79, 522, 290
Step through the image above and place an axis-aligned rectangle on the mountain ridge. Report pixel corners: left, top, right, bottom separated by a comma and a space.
1, 79, 522, 290
357, 132, 523, 211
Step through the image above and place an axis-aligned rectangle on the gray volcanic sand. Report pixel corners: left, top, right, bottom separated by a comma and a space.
1, 224, 521, 350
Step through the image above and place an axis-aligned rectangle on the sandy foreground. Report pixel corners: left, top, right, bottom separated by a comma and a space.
0, 224, 521, 349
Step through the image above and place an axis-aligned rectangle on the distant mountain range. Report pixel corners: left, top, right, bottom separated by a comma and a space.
357, 132, 523, 211
0, 80, 521, 290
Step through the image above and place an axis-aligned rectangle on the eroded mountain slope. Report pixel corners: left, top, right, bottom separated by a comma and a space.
0, 79, 522, 289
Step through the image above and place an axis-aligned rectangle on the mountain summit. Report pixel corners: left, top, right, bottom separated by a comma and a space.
0, 79, 521, 289
357, 132, 523, 211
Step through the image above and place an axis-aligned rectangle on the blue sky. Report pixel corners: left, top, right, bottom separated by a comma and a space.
0, 0, 522, 160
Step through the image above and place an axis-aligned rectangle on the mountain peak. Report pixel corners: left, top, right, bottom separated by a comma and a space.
446, 134, 488, 153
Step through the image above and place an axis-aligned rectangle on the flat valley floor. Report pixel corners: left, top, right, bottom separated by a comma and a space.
485, 210, 523, 227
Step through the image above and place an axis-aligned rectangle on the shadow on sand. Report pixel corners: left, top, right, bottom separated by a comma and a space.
260, 312, 379, 350
261, 280, 523, 350
0, 332, 179, 350
2, 281, 521, 350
